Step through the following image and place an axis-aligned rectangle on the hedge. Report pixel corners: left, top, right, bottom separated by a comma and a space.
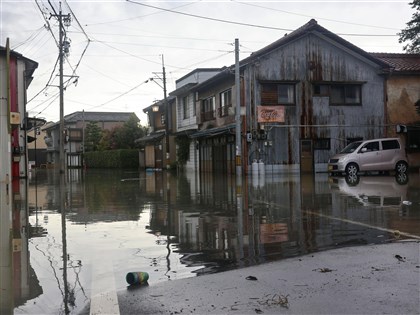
84, 149, 139, 168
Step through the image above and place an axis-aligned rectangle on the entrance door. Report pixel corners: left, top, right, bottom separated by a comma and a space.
300, 139, 314, 173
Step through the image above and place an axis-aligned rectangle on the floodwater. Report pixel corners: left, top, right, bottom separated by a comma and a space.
3, 168, 420, 314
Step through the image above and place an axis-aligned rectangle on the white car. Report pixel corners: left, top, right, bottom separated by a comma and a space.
328, 138, 408, 176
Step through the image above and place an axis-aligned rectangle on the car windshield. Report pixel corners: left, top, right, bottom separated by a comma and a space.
340, 141, 363, 154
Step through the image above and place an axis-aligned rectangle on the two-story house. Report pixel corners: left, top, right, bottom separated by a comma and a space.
170, 68, 221, 171
138, 97, 176, 169
43, 111, 139, 168
185, 19, 391, 174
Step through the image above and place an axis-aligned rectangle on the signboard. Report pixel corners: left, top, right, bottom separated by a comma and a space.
257, 106, 285, 123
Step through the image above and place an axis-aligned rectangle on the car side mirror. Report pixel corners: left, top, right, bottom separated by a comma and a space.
360, 147, 367, 153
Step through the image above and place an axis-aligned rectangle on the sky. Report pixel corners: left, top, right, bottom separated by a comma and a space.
0, 0, 415, 125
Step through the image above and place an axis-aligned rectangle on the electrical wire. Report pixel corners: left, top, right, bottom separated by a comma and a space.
232, 0, 402, 32
85, 78, 151, 110
12, 26, 46, 50
125, 0, 294, 32
85, 1, 201, 26
27, 55, 60, 105
126, 0, 398, 37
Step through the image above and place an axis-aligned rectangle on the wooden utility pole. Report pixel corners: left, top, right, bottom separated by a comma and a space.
235, 39, 242, 176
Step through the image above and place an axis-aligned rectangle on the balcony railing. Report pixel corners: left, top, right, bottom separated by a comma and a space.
217, 105, 232, 117
201, 110, 215, 122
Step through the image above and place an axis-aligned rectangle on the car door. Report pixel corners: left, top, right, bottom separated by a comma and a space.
358, 141, 381, 171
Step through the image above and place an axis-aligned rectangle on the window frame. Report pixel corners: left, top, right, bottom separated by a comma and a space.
313, 83, 363, 106
182, 95, 189, 120
261, 82, 296, 106
313, 138, 330, 150
219, 89, 232, 117
201, 96, 216, 121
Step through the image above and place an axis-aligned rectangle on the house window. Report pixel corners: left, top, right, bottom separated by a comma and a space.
314, 83, 362, 105
313, 138, 330, 150
219, 89, 232, 117
68, 128, 82, 141
202, 96, 215, 121
182, 96, 189, 119
261, 83, 295, 105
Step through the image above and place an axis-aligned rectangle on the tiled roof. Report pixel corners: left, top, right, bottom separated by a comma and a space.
64, 111, 138, 122
370, 53, 420, 73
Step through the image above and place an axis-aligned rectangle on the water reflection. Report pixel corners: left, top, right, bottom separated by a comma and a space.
4, 169, 420, 314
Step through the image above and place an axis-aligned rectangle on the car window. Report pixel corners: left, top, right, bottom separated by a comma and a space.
382, 140, 400, 150
361, 141, 379, 152
340, 141, 362, 153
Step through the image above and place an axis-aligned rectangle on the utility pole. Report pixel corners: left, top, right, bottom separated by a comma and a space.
162, 55, 170, 168
58, 3, 65, 174
49, 3, 71, 313
235, 39, 242, 176
49, 1, 70, 174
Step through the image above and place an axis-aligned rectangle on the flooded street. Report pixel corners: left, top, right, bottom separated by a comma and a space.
5, 169, 420, 314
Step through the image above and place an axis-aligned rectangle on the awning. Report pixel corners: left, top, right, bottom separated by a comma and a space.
135, 132, 165, 144
172, 129, 197, 137
190, 124, 236, 139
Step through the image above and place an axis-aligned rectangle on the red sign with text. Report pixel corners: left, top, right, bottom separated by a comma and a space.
257, 106, 285, 123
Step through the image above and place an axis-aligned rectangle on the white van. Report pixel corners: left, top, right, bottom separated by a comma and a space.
328, 138, 408, 176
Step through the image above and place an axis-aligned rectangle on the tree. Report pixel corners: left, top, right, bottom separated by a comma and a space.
398, 0, 420, 53
99, 115, 148, 150
84, 121, 102, 152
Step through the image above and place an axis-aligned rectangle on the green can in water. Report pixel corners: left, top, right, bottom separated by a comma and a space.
126, 271, 149, 285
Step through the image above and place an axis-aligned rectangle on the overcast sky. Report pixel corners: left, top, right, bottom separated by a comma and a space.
0, 0, 414, 125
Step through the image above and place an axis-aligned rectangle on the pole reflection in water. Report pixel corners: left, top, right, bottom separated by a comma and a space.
60, 171, 69, 315
8, 169, 420, 314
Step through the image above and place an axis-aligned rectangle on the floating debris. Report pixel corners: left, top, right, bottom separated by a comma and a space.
259, 293, 289, 308
246, 276, 258, 281
312, 268, 336, 273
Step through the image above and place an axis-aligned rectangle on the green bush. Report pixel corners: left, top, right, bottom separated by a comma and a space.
84, 149, 139, 168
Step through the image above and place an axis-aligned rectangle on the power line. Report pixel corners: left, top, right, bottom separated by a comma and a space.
85, 1, 200, 26
126, 0, 398, 37
232, 0, 401, 32
126, 0, 294, 32
27, 55, 60, 105
85, 78, 151, 110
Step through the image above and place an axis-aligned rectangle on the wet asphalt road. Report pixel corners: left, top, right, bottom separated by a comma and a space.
115, 241, 420, 315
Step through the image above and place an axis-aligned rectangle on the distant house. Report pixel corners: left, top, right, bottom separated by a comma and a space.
137, 97, 176, 169
27, 122, 50, 168
170, 68, 221, 171
43, 111, 139, 168
371, 53, 420, 169
189, 69, 237, 174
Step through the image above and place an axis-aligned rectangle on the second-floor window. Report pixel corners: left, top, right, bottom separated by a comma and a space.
202, 96, 215, 121
219, 89, 232, 117
182, 96, 189, 119
261, 83, 295, 105
314, 83, 362, 105
68, 128, 82, 141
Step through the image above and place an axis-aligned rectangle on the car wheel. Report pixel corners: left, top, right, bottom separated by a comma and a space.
345, 163, 358, 176
395, 161, 408, 174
